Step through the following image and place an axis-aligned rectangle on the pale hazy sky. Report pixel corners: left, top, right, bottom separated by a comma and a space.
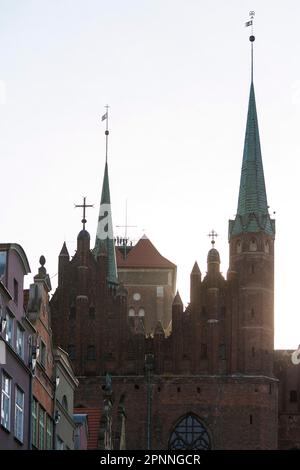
1, 0, 300, 348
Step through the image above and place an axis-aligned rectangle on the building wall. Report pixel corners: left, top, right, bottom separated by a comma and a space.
54, 357, 77, 450
75, 374, 278, 450
0, 348, 31, 449
0, 244, 32, 450
275, 350, 300, 449
118, 268, 175, 334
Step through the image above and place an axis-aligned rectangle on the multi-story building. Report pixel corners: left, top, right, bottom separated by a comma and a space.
54, 347, 78, 450
0, 243, 33, 450
26, 255, 55, 450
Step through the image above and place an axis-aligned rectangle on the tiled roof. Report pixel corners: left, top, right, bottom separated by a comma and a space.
74, 407, 101, 449
116, 235, 176, 269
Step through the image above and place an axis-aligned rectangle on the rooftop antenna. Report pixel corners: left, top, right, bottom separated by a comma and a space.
116, 199, 137, 258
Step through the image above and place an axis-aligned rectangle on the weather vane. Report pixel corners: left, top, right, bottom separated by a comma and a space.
245, 11, 255, 82
101, 104, 110, 163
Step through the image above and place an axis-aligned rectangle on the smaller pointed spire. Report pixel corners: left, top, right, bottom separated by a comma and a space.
94, 113, 118, 286
173, 290, 183, 307
59, 242, 69, 258
94, 162, 118, 285
191, 261, 201, 275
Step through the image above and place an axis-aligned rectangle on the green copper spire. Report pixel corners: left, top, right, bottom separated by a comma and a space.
229, 83, 275, 238
94, 162, 118, 286
229, 27, 275, 239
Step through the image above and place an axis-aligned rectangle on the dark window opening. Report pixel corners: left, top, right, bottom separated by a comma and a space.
87, 345, 96, 361
69, 306, 76, 318
200, 344, 208, 359
62, 395, 68, 410
177, 387, 181, 393
40, 340, 46, 367
250, 415, 253, 425
201, 307, 207, 317
251, 264, 255, 274
219, 344, 226, 360
220, 306, 226, 318
197, 387, 201, 394
269, 384, 272, 394
68, 345, 76, 360
251, 308, 255, 318
134, 384, 139, 390
14, 278, 18, 304
290, 390, 298, 403
89, 306, 95, 318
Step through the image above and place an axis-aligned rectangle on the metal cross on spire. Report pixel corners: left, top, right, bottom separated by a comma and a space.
75, 196, 94, 230
101, 104, 110, 163
245, 11, 255, 83
208, 229, 218, 246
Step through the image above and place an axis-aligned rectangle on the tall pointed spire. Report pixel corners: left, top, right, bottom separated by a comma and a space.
229, 19, 275, 239
94, 107, 118, 285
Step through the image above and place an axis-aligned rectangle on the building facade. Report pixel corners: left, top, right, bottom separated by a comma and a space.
54, 347, 78, 450
116, 235, 176, 335
0, 243, 33, 450
26, 256, 55, 450
49, 65, 290, 449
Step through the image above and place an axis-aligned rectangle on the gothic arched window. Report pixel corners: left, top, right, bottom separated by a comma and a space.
168, 414, 211, 450
236, 240, 242, 254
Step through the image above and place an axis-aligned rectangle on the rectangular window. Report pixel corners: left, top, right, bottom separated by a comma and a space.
32, 399, 38, 448
1, 372, 11, 430
13, 279, 18, 305
156, 286, 164, 298
219, 344, 226, 360
0, 251, 7, 281
14, 387, 24, 443
68, 345, 75, 360
200, 343, 207, 359
5, 312, 14, 346
290, 390, 298, 403
39, 407, 45, 450
87, 345, 96, 360
40, 340, 46, 368
16, 324, 24, 359
46, 415, 53, 450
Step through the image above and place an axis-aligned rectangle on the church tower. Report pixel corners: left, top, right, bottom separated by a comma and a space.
228, 34, 275, 376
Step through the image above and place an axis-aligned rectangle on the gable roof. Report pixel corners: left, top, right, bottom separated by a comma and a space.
116, 235, 176, 269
